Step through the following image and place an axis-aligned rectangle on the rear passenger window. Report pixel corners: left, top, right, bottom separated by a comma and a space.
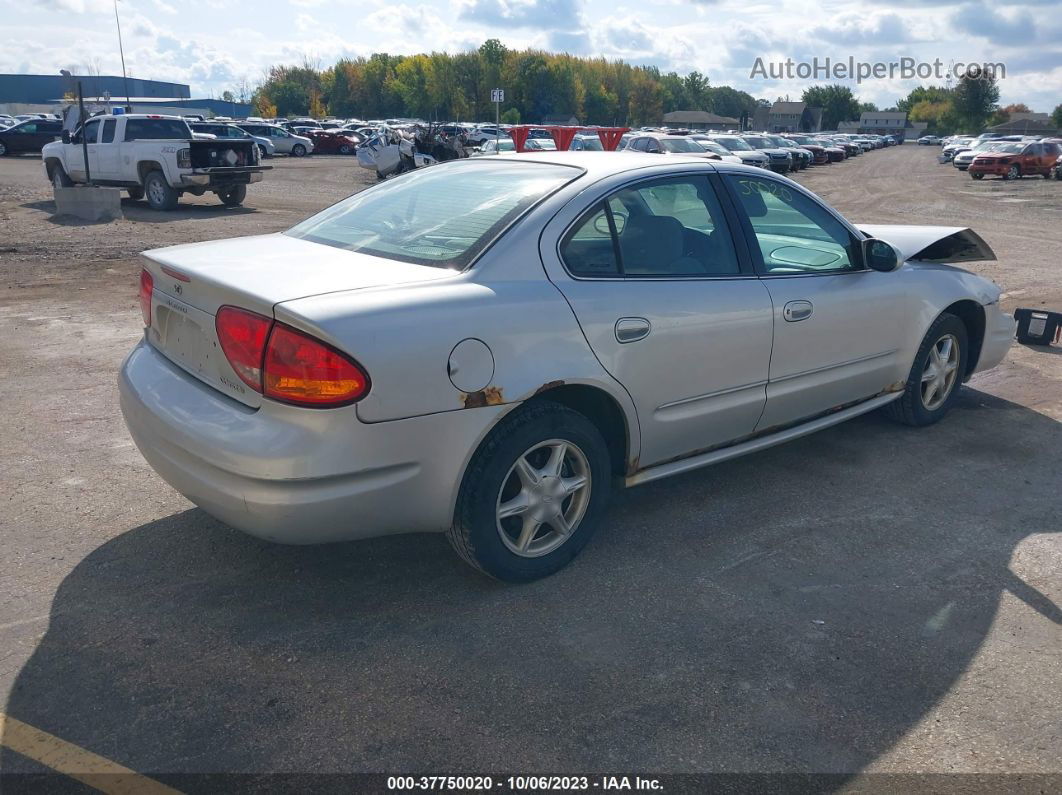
561, 204, 620, 276
560, 177, 741, 277
101, 119, 116, 143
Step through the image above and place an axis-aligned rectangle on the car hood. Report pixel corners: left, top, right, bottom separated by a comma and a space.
856, 224, 996, 264
970, 152, 1019, 160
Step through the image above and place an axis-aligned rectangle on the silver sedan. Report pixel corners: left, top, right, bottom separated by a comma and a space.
120, 153, 1014, 581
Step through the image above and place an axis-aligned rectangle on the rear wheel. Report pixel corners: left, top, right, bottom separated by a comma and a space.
885, 313, 968, 427
143, 170, 178, 211
971, 173, 984, 180
291, 143, 307, 157
217, 184, 246, 207
0, 140, 7, 156
338, 144, 353, 155
447, 402, 612, 582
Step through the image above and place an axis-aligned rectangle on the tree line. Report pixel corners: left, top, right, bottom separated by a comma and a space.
250, 39, 1056, 134
252, 39, 762, 125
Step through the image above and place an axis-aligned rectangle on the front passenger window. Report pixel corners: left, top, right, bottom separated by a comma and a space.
725, 175, 858, 274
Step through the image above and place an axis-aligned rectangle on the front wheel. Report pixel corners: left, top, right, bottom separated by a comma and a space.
50, 164, 73, 189
0, 140, 7, 156
885, 313, 968, 427
1004, 164, 1019, 180
447, 402, 612, 582
291, 144, 307, 157
217, 184, 246, 207
338, 144, 353, 155
971, 172, 984, 180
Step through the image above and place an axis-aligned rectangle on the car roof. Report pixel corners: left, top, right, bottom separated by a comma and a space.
486, 150, 784, 179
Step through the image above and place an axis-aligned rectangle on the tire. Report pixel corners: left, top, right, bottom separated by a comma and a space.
126, 186, 144, 200
0, 140, 7, 156
217, 184, 246, 207
447, 401, 612, 582
1004, 164, 1019, 181
971, 173, 983, 180
884, 313, 968, 427
258, 144, 269, 159
49, 164, 73, 189
338, 144, 352, 155
143, 170, 178, 211
291, 143, 306, 157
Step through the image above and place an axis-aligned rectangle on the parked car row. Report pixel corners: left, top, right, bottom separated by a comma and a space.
611, 129, 893, 173
932, 132, 1062, 181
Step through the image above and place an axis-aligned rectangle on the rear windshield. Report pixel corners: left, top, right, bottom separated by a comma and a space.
660, 138, 705, 153
287, 161, 579, 269
124, 119, 192, 140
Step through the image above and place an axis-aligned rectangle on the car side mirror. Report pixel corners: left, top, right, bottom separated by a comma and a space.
863, 238, 901, 272
61, 130, 71, 144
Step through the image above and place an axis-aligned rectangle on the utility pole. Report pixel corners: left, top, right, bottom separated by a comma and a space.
114, 0, 132, 111
78, 82, 92, 185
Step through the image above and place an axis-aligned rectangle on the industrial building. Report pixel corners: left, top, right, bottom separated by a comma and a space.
0, 73, 251, 118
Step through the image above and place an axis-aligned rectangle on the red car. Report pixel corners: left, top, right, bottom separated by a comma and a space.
305, 130, 360, 155
968, 141, 1061, 180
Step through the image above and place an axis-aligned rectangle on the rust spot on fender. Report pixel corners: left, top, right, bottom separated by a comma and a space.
885, 380, 906, 393
533, 379, 565, 396
461, 386, 504, 409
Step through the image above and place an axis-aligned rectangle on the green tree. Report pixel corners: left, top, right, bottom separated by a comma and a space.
1052, 104, 1062, 128
801, 85, 861, 130
895, 86, 952, 113
500, 107, 520, 124
682, 71, 711, 110
951, 71, 999, 131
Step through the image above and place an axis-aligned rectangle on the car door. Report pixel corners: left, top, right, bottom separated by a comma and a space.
722, 172, 910, 431
66, 118, 100, 182
1021, 144, 1040, 173
540, 172, 775, 468
8, 121, 37, 152
95, 118, 120, 180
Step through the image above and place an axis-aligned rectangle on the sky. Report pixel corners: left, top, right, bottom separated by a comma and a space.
2, 0, 1059, 112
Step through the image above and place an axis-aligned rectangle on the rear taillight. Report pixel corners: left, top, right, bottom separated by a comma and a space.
216, 306, 272, 390
263, 324, 369, 406
214, 305, 369, 406
139, 269, 153, 326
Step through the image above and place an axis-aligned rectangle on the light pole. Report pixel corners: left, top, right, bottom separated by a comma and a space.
113, 0, 132, 112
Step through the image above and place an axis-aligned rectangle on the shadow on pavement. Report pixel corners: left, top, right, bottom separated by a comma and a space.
2, 389, 1059, 785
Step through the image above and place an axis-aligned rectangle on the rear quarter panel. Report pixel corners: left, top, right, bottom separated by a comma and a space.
274, 274, 636, 430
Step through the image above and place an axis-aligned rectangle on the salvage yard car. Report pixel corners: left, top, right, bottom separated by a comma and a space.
238, 122, 314, 157
0, 117, 63, 155
968, 141, 1061, 181
120, 153, 1014, 582
43, 114, 270, 209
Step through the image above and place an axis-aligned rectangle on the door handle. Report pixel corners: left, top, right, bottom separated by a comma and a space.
783, 300, 813, 322
615, 317, 651, 343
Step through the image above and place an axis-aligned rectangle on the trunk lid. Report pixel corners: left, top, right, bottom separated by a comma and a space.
856, 224, 996, 264
142, 233, 456, 407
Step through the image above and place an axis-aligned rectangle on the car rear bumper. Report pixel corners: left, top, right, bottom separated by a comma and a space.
119, 340, 506, 544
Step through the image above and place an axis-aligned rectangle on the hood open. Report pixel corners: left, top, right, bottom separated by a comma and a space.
857, 225, 996, 264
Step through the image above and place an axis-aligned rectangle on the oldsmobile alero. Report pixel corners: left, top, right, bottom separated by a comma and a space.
119, 152, 1014, 581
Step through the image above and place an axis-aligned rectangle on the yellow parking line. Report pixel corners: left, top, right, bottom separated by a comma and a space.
0, 713, 181, 795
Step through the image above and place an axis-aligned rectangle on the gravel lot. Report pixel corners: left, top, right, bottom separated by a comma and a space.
1, 148, 1060, 786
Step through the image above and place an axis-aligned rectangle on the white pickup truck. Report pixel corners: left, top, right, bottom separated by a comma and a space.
42, 114, 270, 210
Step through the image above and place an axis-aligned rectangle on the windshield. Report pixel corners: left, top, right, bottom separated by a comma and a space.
123, 118, 192, 140
659, 138, 705, 153
995, 143, 1026, 154
716, 137, 753, 151
287, 161, 578, 269
742, 137, 773, 148
573, 136, 603, 151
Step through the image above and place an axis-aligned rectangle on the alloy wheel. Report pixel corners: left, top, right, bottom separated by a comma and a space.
921, 334, 960, 411
495, 439, 591, 558
147, 179, 165, 206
